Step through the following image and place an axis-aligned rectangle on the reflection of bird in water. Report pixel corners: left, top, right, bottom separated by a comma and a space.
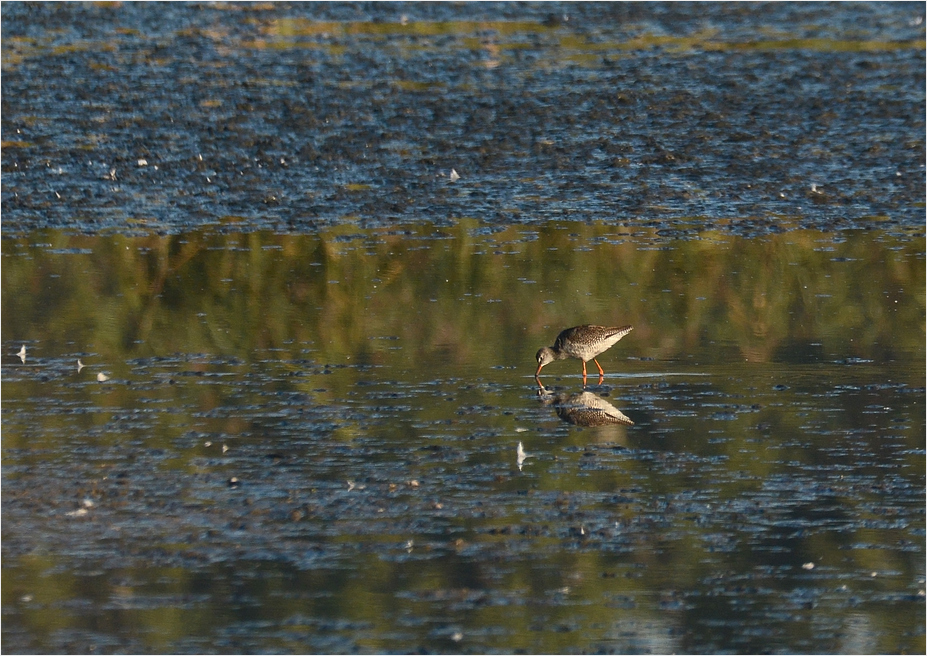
540, 390, 634, 427
535, 325, 632, 385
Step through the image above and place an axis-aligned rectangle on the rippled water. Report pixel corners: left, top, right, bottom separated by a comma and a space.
2, 2, 924, 236
2, 2, 925, 654
3, 224, 923, 653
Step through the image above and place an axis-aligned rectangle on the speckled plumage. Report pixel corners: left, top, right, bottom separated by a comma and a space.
535, 324, 633, 381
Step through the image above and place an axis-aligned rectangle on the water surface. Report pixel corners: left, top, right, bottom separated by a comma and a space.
2, 2, 925, 654
3, 224, 924, 654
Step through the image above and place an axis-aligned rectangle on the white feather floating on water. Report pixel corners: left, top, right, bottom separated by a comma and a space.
517, 441, 532, 471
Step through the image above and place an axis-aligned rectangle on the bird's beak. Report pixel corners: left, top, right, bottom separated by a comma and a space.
535, 363, 544, 376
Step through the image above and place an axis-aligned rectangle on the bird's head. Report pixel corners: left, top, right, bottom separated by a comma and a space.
535, 347, 557, 374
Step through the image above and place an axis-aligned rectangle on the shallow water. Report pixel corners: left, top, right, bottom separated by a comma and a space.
2, 3, 925, 237
2, 2, 925, 654
2, 224, 924, 653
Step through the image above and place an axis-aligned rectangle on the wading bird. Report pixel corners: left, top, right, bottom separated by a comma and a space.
535, 324, 633, 385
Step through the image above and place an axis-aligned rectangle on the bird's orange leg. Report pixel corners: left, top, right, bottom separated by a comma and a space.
593, 358, 605, 385
581, 360, 588, 386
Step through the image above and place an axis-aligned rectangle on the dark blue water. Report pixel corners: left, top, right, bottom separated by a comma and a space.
2, 2, 924, 237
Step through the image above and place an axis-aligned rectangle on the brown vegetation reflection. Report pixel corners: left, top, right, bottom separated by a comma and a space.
2, 222, 923, 373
